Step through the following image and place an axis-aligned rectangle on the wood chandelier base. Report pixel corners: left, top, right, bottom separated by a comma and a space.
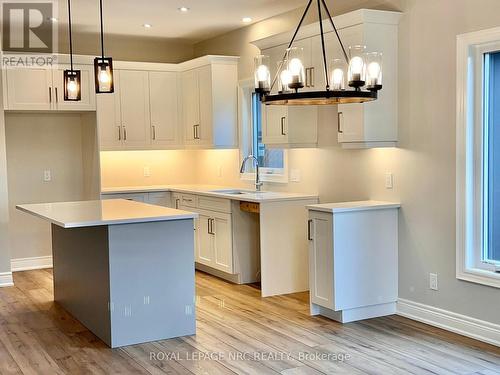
261, 90, 378, 105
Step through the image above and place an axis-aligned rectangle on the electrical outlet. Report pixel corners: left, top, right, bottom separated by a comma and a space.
429, 273, 438, 291
43, 170, 51, 182
385, 172, 393, 189
290, 169, 301, 182
143, 166, 151, 177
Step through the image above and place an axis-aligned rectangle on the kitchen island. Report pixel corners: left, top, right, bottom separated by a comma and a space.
17, 199, 198, 348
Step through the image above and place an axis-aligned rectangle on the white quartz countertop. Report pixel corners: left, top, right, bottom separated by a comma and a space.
307, 200, 401, 213
100, 184, 319, 203
16, 199, 198, 228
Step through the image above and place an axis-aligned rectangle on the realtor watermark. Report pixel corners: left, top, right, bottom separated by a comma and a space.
150, 351, 352, 362
1, 0, 58, 68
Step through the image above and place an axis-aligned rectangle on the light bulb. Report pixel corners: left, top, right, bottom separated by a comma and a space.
289, 58, 303, 76
367, 61, 381, 79
256, 64, 269, 82
99, 69, 111, 84
331, 68, 344, 89
67, 79, 78, 94
350, 56, 364, 74
280, 69, 292, 86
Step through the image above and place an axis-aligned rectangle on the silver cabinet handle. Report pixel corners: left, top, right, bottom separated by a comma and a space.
310, 67, 315, 88
210, 218, 215, 235
337, 112, 344, 134
49, 87, 52, 103
307, 219, 313, 241
118, 126, 122, 141
55, 87, 58, 103
193, 124, 200, 140
123, 126, 127, 140
175, 198, 180, 209
280, 116, 287, 136
152, 125, 156, 140
305, 68, 310, 87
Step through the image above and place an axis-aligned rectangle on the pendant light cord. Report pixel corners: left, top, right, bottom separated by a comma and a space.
99, 0, 105, 59
67, 0, 74, 70
317, 0, 329, 90
320, 0, 349, 63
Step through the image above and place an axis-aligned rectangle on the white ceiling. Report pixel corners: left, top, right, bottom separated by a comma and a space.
57, 0, 308, 43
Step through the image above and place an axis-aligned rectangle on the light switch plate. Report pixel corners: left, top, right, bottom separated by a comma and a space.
429, 273, 438, 290
290, 169, 301, 182
43, 170, 51, 182
385, 172, 393, 189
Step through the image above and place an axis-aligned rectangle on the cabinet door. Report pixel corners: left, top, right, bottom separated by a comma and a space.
5, 68, 52, 110
308, 212, 334, 310
211, 212, 233, 274
181, 69, 200, 144
197, 213, 214, 266
335, 25, 365, 143
119, 70, 151, 149
149, 71, 180, 148
198, 65, 214, 146
263, 105, 288, 144
52, 64, 96, 111
97, 72, 122, 150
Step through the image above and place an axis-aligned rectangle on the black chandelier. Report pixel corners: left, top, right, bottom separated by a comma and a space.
254, 0, 383, 105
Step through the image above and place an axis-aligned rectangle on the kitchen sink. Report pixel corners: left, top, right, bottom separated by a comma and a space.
210, 189, 259, 195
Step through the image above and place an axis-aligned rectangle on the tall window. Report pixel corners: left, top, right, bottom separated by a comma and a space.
456, 29, 500, 288
239, 80, 287, 182
484, 51, 500, 264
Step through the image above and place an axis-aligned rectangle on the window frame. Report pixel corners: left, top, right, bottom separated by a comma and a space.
456, 27, 500, 288
237, 79, 288, 184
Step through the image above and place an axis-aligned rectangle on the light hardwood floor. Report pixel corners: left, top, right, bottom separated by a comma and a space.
0, 269, 498, 374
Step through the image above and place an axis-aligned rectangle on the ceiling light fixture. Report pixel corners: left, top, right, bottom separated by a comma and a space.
63, 0, 81, 101
94, 0, 114, 93
254, 0, 382, 105
143, 23, 152, 28
178, 7, 190, 12
242, 17, 252, 23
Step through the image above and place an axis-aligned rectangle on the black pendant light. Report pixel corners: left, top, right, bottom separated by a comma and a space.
94, 0, 114, 93
63, 0, 81, 101
254, 0, 382, 105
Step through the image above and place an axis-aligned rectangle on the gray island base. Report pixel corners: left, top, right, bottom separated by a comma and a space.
17, 200, 197, 348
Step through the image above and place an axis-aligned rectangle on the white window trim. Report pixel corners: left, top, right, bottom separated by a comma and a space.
456, 27, 500, 288
237, 79, 288, 184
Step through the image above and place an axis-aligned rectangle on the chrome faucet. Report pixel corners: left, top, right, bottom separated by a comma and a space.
240, 155, 263, 191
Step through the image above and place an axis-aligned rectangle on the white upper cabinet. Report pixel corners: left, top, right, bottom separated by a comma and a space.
118, 70, 151, 149
149, 71, 181, 148
253, 9, 401, 149
52, 64, 96, 111
180, 58, 239, 149
263, 105, 318, 147
3, 64, 96, 111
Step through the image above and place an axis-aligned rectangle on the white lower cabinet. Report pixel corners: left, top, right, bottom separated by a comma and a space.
307, 202, 399, 323
101, 191, 172, 206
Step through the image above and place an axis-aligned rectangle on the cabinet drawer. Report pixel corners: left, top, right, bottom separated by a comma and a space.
179, 194, 197, 208
198, 195, 231, 213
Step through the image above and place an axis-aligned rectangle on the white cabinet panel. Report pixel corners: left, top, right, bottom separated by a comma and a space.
5, 68, 52, 110
118, 70, 151, 148
97, 73, 122, 150
52, 64, 96, 111
149, 71, 180, 148
197, 213, 214, 266
181, 69, 200, 145
212, 212, 233, 274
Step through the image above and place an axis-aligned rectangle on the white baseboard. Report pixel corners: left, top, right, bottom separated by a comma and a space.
11, 255, 53, 272
0, 272, 14, 287
397, 298, 500, 347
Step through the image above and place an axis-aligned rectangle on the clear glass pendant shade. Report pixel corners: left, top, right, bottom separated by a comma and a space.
63, 69, 81, 101
254, 55, 271, 94
329, 58, 346, 90
287, 47, 305, 91
365, 52, 383, 91
348, 45, 366, 88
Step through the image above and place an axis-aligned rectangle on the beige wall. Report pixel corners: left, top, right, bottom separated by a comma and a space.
5, 113, 95, 260
192, 0, 500, 326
